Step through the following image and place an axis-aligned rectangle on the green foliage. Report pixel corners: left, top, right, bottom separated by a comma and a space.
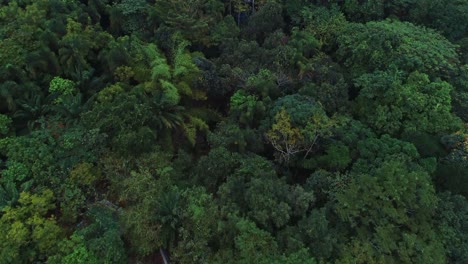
97, 83, 125, 103
246, 68, 279, 98
218, 154, 315, 231
0, 1, 466, 263
112, 0, 149, 35
266, 108, 307, 162
154, 0, 224, 46
298, 53, 349, 113
50, 234, 99, 264
436, 132, 468, 196
160, 80, 181, 106
354, 70, 462, 135
242, 1, 285, 42
337, 0, 386, 22
171, 187, 220, 263
58, 17, 112, 80
286, 28, 320, 60
268, 94, 324, 127
0, 190, 63, 263
234, 217, 279, 263
336, 160, 445, 263
337, 20, 460, 78
102, 151, 174, 256
435, 192, 468, 264
0, 134, 56, 187
82, 92, 156, 155
208, 121, 264, 153
76, 205, 127, 263
147, 46, 171, 81
59, 183, 86, 224
194, 147, 242, 191
397, 0, 468, 42
211, 16, 240, 44
0, 160, 32, 210
316, 143, 352, 171
217, 39, 268, 73
266, 95, 335, 163
0, 114, 12, 135
217, 216, 316, 264
299, 5, 347, 49
49, 76, 75, 96
352, 134, 422, 173
324, 0, 468, 42
0, 0, 47, 76
230, 89, 265, 126
119, 170, 169, 255
452, 65, 468, 121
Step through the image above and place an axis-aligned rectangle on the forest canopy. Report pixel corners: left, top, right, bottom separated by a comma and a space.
0, 0, 467, 263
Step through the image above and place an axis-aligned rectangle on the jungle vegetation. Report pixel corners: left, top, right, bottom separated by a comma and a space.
0, 0, 467, 263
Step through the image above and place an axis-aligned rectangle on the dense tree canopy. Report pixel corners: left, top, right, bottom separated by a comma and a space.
0, 0, 466, 263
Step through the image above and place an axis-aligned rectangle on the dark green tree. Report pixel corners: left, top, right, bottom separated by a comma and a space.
153, 0, 224, 46
337, 20, 460, 78
354, 70, 462, 136
336, 159, 445, 263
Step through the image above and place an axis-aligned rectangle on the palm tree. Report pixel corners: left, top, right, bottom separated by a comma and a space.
13, 80, 57, 131
58, 41, 89, 80
47, 93, 96, 126
149, 93, 185, 131
24, 47, 60, 79
156, 188, 183, 249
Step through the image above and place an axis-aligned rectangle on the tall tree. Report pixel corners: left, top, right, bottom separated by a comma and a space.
335, 159, 445, 263
336, 20, 460, 79
354, 70, 462, 136
154, 0, 224, 46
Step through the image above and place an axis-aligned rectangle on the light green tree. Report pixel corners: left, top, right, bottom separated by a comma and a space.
0, 190, 63, 263
354, 70, 462, 136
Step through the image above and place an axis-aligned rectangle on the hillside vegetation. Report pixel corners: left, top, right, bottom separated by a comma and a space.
0, 0, 467, 263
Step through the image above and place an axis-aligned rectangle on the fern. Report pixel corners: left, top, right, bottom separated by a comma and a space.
146, 44, 171, 81
183, 117, 209, 146
175, 81, 192, 97
172, 41, 199, 79
160, 80, 180, 106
